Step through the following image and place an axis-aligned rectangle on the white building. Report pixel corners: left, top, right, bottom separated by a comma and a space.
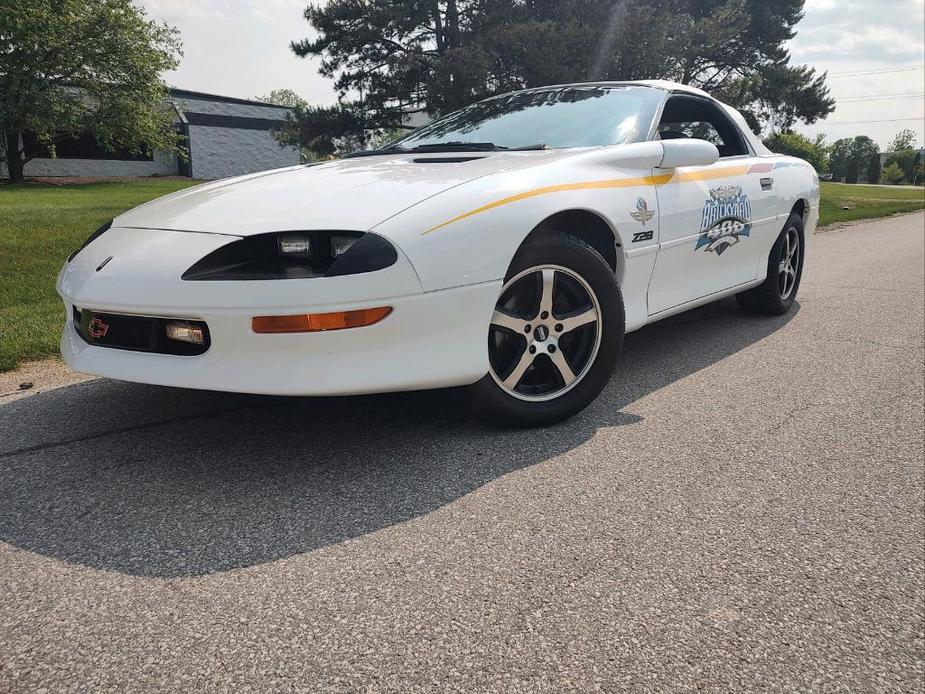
7, 89, 301, 180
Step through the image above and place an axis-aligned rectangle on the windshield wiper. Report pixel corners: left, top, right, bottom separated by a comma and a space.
343, 145, 410, 158
409, 141, 500, 151
343, 141, 547, 158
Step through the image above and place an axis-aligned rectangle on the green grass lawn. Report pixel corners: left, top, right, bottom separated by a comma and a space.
819, 182, 925, 226
1, 177, 923, 373
0, 179, 198, 371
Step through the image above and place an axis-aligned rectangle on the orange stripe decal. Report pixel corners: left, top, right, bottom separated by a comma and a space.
421, 165, 748, 234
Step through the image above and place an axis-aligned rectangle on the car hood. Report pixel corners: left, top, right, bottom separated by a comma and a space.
114, 151, 569, 236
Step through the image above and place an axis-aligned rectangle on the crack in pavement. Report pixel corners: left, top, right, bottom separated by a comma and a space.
764, 402, 827, 435
0, 400, 287, 461
805, 332, 923, 352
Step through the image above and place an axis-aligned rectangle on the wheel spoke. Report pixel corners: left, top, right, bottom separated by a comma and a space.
783, 233, 790, 260
548, 348, 576, 386
502, 349, 535, 390
788, 235, 799, 261
558, 308, 597, 335
538, 269, 555, 317
491, 309, 527, 334
488, 263, 603, 402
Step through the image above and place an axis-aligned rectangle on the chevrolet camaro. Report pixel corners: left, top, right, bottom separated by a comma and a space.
58, 80, 818, 425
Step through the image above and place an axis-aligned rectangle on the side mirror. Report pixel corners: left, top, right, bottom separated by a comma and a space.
659, 139, 720, 168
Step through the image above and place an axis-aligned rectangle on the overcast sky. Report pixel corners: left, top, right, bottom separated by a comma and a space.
141, 0, 925, 149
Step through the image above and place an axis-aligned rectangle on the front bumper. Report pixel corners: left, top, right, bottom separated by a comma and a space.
57, 226, 501, 396
60, 282, 501, 396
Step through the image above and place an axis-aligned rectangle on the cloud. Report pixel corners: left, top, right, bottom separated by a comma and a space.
138, 0, 335, 105
794, 25, 924, 64
789, 0, 925, 148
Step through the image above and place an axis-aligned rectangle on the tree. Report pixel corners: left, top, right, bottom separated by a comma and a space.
829, 138, 851, 181
829, 135, 879, 184
882, 162, 905, 185
867, 152, 881, 185
888, 129, 916, 153
764, 131, 829, 173
0, 0, 182, 182
276, 103, 367, 159
254, 89, 318, 160
291, 0, 834, 157
885, 129, 919, 183
851, 136, 879, 183
255, 89, 308, 109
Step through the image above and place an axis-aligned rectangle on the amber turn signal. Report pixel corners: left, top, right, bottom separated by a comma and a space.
252, 306, 392, 333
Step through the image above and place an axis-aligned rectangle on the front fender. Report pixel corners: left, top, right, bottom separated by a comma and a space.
375, 147, 664, 293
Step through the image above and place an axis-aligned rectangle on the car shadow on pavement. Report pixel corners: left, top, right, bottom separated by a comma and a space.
0, 298, 798, 578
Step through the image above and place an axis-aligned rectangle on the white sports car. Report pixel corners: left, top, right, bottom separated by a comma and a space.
58, 80, 818, 425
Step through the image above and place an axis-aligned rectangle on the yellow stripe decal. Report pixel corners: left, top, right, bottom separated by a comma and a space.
670, 165, 750, 182
421, 164, 751, 234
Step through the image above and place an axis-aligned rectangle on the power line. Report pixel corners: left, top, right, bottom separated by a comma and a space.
821, 116, 925, 124
837, 93, 925, 102
827, 65, 924, 78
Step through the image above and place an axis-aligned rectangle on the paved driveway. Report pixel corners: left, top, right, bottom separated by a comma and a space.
2, 213, 923, 692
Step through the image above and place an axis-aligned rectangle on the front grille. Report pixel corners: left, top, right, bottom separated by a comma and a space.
73, 307, 210, 356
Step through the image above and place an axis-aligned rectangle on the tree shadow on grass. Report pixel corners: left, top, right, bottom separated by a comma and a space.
0, 298, 797, 577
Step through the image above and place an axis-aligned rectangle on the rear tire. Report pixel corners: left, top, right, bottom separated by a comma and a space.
736, 212, 804, 315
469, 231, 624, 427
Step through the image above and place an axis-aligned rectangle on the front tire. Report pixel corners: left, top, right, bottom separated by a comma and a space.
469, 231, 624, 427
736, 212, 805, 315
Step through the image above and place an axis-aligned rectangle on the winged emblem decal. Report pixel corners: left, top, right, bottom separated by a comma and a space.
630, 197, 656, 224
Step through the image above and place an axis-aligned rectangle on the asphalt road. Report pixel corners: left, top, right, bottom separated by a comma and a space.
2, 213, 923, 693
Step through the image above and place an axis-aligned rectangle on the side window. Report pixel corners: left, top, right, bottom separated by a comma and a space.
656, 95, 749, 158
658, 121, 724, 146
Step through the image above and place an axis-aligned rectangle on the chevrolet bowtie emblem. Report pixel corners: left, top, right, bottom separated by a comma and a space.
88, 317, 109, 338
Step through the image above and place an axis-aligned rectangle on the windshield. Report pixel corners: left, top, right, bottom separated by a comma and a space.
390, 85, 663, 151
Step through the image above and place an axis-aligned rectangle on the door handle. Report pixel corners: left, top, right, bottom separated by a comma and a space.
760, 177, 774, 191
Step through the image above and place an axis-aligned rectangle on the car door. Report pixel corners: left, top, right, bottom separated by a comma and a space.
647, 94, 775, 315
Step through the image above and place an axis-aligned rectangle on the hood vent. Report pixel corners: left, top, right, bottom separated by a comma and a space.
412, 156, 485, 164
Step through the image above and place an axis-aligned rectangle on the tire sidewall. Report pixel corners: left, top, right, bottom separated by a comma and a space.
772, 213, 805, 312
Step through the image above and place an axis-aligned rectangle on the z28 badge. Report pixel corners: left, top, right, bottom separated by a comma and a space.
696, 185, 751, 255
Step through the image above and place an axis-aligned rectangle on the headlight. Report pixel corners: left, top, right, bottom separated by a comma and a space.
68, 220, 113, 262
330, 234, 358, 258
181, 231, 398, 281
277, 234, 313, 259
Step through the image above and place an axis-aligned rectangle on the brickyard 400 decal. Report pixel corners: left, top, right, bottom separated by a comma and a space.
696, 185, 752, 255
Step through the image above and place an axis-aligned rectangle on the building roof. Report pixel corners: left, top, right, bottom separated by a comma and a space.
167, 88, 291, 109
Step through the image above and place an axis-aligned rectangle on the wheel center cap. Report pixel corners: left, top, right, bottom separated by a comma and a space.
533, 325, 549, 341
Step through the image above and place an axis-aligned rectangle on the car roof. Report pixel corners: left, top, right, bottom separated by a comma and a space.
488, 79, 712, 98
630, 80, 712, 98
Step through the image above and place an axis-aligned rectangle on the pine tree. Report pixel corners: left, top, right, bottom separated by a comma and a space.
290, 0, 835, 156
